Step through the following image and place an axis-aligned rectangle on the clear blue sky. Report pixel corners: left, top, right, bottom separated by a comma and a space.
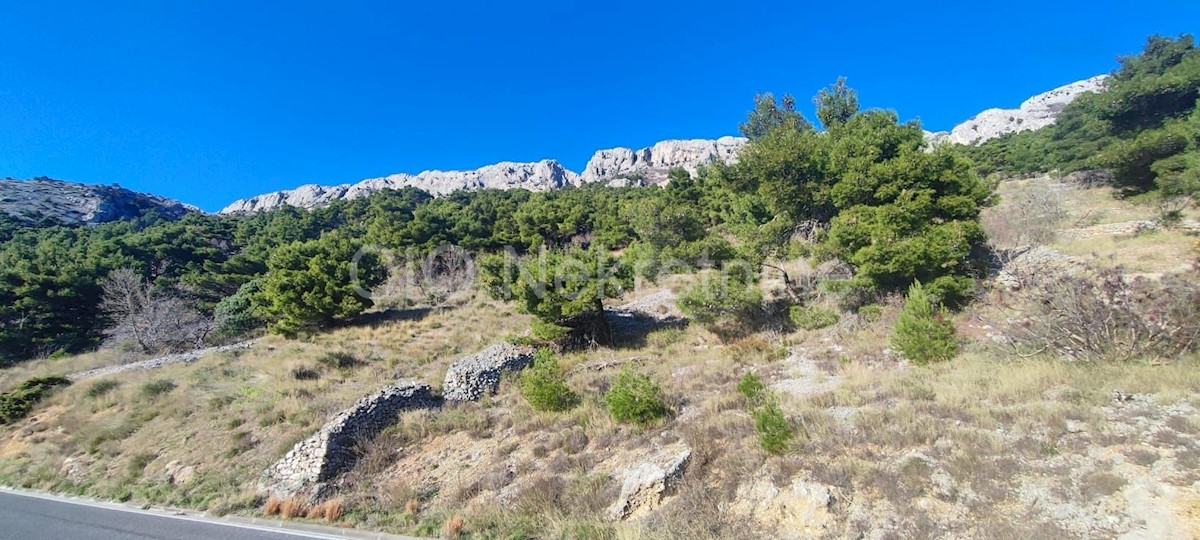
1, 1, 1196, 211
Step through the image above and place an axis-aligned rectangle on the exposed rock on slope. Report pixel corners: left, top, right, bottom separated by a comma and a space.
219, 138, 747, 214
0, 177, 194, 225
580, 136, 747, 186
221, 160, 579, 214
927, 75, 1107, 146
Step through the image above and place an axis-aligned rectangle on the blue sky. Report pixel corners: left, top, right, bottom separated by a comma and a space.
1, 1, 1196, 211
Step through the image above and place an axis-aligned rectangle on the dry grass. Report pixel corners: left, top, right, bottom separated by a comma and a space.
442, 514, 465, 538
262, 496, 283, 516
278, 497, 309, 519
306, 498, 345, 522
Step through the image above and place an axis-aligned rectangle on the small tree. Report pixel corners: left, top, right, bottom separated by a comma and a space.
259, 234, 386, 336
678, 272, 763, 340
520, 349, 579, 412
891, 281, 958, 366
479, 247, 631, 345
605, 368, 669, 425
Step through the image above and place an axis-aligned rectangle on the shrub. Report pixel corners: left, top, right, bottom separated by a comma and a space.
857, 303, 883, 323
892, 281, 958, 366
315, 351, 361, 370
0, 376, 71, 425
530, 321, 571, 343
212, 279, 264, 341
520, 349, 579, 412
605, 368, 670, 425
753, 401, 794, 455
85, 379, 120, 399
1011, 266, 1200, 362
290, 366, 320, 381
736, 372, 766, 405
678, 276, 763, 340
789, 305, 839, 330
139, 379, 177, 398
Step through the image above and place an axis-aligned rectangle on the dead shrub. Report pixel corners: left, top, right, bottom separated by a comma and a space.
306, 499, 345, 522
443, 514, 466, 538
982, 182, 1068, 250
262, 496, 283, 516
1009, 266, 1200, 361
279, 497, 309, 519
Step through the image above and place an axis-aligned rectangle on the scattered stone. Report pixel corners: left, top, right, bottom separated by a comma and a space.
68, 341, 255, 382
442, 343, 534, 402
164, 460, 196, 485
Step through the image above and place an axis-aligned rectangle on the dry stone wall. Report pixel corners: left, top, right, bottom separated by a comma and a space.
259, 381, 438, 500
442, 343, 534, 402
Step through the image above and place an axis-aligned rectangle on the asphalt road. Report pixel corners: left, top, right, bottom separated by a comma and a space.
0, 490, 354, 540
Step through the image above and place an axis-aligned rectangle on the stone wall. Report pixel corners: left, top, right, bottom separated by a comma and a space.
442, 343, 534, 402
259, 381, 439, 500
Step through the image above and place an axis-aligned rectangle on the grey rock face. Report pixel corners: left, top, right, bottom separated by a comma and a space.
442, 343, 534, 402
219, 137, 746, 214
221, 160, 579, 214
259, 381, 439, 501
579, 137, 747, 186
0, 178, 195, 225
933, 75, 1107, 146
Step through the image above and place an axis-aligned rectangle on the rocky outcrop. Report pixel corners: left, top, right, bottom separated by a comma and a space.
0, 177, 194, 226
219, 138, 746, 214
607, 442, 692, 520
259, 381, 439, 501
733, 475, 836, 539
442, 343, 534, 402
928, 75, 1107, 146
579, 137, 747, 186
221, 160, 580, 214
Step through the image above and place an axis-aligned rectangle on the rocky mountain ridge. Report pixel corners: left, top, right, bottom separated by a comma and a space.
0, 177, 195, 226
219, 137, 749, 214
926, 75, 1108, 146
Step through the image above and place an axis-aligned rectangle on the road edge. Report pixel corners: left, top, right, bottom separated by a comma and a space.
0, 485, 423, 540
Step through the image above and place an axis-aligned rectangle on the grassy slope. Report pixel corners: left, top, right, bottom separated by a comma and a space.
1, 177, 1199, 539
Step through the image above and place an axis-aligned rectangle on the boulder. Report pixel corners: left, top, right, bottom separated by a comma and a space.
607, 443, 692, 520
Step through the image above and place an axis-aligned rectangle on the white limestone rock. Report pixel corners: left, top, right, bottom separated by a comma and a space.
579, 136, 747, 186
937, 75, 1107, 146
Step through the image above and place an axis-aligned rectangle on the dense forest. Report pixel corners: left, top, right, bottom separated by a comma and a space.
1, 34, 1194, 366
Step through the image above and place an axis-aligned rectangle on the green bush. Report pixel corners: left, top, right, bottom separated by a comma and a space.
736, 372, 766, 405
0, 376, 71, 425
85, 379, 120, 399
753, 401, 794, 455
605, 368, 670, 425
530, 321, 571, 343
678, 276, 763, 339
212, 279, 264, 341
789, 305, 839, 330
892, 281, 959, 366
139, 379, 177, 399
857, 303, 883, 323
519, 349, 579, 412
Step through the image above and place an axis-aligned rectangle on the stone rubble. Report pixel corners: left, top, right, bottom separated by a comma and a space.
442, 343, 534, 402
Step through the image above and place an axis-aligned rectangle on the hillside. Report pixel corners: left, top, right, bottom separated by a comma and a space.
1, 33, 1199, 540
0, 177, 194, 226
